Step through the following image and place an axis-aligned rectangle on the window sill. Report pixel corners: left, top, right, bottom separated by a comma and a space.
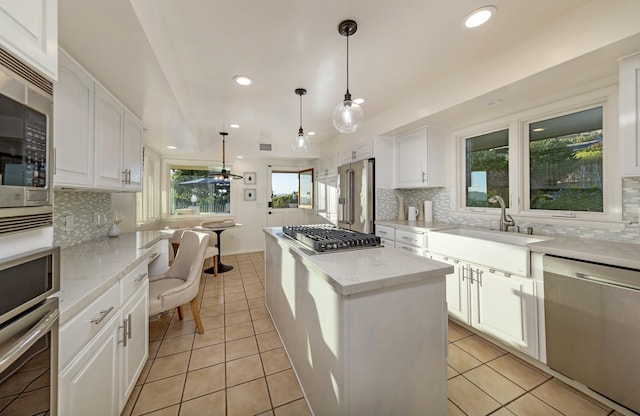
450, 209, 630, 230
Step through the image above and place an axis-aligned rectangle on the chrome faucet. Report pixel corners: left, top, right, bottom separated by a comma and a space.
488, 195, 516, 232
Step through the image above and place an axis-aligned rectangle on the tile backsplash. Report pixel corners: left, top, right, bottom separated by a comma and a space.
376, 177, 640, 243
53, 190, 112, 248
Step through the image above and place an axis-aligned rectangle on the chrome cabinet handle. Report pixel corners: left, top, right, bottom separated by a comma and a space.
489, 268, 496, 273
127, 313, 132, 339
461, 265, 468, 281
91, 306, 114, 325
149, 252, 160, 261
378, 230, 387, 235
421, 171, 426, 183
504, 272, 511, 277
119, 320, 127, 347
476, 269, 483, 285
134, 272, 148, 282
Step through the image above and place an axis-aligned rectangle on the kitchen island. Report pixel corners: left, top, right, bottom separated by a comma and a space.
264, 227, 453, 416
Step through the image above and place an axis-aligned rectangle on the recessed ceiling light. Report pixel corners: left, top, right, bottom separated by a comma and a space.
229, 123, 240, 128
233, 75, 252, 86
532, 128, 545, 132
353, 98, 365, 104
463, 6, 497, 29
236, 155, 244, 159
307, 131, 316, 136
166, 145, 177, 149
486, 99, 503, 106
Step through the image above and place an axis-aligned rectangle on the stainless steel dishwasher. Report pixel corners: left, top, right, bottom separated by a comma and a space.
544, 255, 640, 414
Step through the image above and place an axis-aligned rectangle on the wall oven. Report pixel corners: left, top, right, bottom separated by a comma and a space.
0, 46, 53, 235
0, 247, 60, 415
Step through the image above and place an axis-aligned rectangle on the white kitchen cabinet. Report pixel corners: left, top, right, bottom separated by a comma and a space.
619, 52, 640, 176
123, 109, 144, 191
94, 84, 125, 189
54, 49, 95, 187
120, 282, 149, 408
53, 49, 143, 191
395, 127, 445, 188
0, 0, 58, 80
375, 224, 428, 256
430, 254, 469, 324
59, 261, 150, 414
58, 311, 121, 416
314, 153, 339, 179
430, 250, 538, 358
470, 265, 537, 357
340, 140, 372, 165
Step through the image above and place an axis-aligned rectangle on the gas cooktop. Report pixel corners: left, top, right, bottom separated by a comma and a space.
282, 224, 381, 253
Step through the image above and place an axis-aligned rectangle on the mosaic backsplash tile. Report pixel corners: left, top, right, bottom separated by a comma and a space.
376, 177, 640, 243
53, 191, 112, 248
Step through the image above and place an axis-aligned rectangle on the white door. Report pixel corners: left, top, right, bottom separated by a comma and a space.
120, 283, 149, 411
432, 254, 470, 324
266, 165, 308, 227
470, 265, 537, 356
59, 313, 120, 416
395, 128, 427, 188
123, 109, 143, 191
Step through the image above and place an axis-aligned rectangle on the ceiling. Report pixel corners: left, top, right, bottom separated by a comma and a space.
57, 0, 640, 162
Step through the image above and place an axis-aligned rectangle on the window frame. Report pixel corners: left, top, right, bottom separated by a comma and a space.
161, 158, 238, 218
454, 86, 621, 224
269, 167, 315, 210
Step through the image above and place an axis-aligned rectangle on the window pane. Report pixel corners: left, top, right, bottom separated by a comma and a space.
465, 129, 509, 207
271, 172, 299, 208
529, 107, 603, 212
170, 168, 231, 214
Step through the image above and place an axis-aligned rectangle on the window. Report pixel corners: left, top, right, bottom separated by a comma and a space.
271, 169, 314, 209
527, 107, 603, 212
170, 166, 231, 215
464, 129, 509, 208
456, 87, 617, 222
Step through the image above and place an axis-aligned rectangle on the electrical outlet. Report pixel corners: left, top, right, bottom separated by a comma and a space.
64, 215, 74, 233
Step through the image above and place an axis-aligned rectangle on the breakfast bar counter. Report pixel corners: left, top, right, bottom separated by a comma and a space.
263, 227, 452, 416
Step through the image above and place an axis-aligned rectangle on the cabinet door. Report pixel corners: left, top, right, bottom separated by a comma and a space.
59, 312, 121, 416
395, 129, 427, 188
470, 267, 537, 356
619, 53, 640, 176
120, 283, 149, 412
94, 84, 124, 189
340, 141, 372, 165
54, 49, 94, 187
0, 0, 58, 80
123, 109, 143, 191
430, 254, 469, 323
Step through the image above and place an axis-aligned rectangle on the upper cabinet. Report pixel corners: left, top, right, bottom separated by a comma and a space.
0, 0, 58, 80
54, 50, 94, 186
619, 52, 640, 177
54, 49, 143, 192
339, 140, 372, 165
395, 127, 445, 188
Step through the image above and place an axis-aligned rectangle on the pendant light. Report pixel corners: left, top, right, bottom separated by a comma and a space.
292, 88, 309, 152
333, 19, 364, 134
210, 132, 242, 180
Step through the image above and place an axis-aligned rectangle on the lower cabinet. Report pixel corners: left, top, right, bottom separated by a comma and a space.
59, 263, 150, 414
430, 253, 538, 358
58, 312, 121, 416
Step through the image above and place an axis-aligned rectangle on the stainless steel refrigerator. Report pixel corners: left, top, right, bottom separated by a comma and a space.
337, 158, 375, 233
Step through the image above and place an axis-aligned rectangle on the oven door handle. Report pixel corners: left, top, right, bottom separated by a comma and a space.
0, 308, 59, 374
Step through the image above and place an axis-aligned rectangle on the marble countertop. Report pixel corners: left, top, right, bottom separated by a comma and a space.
264, 227, 453, 295
55, 230, 171, 324
375, 220, 455, 233
527, 237, 640, 270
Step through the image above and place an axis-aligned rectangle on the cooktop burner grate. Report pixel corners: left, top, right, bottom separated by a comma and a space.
282, 224, 381, 253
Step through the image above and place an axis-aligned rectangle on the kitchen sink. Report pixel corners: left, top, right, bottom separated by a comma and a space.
428, 228, 550, 276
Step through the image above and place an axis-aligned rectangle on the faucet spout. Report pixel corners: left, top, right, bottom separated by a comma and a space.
488, 195, 516, 232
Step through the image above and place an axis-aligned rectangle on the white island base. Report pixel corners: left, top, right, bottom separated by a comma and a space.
264, 228, 452, 416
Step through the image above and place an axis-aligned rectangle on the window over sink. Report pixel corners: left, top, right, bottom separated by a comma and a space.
456, 87, 618, 222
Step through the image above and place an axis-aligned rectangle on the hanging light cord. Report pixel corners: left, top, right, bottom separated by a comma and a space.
299, 93, 304, 135
345, 33, 351, 101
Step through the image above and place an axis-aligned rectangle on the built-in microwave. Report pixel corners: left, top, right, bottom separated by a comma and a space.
0, 46, 53, 210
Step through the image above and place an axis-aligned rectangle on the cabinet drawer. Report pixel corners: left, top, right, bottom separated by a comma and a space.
396, 243, 424, 256
375, 225, 395, 240
380, 238, 395, 248
121, 261, 149, 304
396, 230, 426, 248
59, 282, 120, 369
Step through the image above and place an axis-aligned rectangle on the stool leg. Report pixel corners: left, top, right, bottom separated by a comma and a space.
214, 256, 218, 276
190, 297, 204, 334
177, 305, 184, 320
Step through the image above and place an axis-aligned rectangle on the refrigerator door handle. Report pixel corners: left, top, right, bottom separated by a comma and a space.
346, 168, 355, 224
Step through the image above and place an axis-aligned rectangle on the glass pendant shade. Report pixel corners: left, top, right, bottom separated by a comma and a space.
292, 88, 309, 152
333, 97, 364, 134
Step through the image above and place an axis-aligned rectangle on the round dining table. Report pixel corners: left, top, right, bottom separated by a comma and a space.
199, 223, 243, 273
